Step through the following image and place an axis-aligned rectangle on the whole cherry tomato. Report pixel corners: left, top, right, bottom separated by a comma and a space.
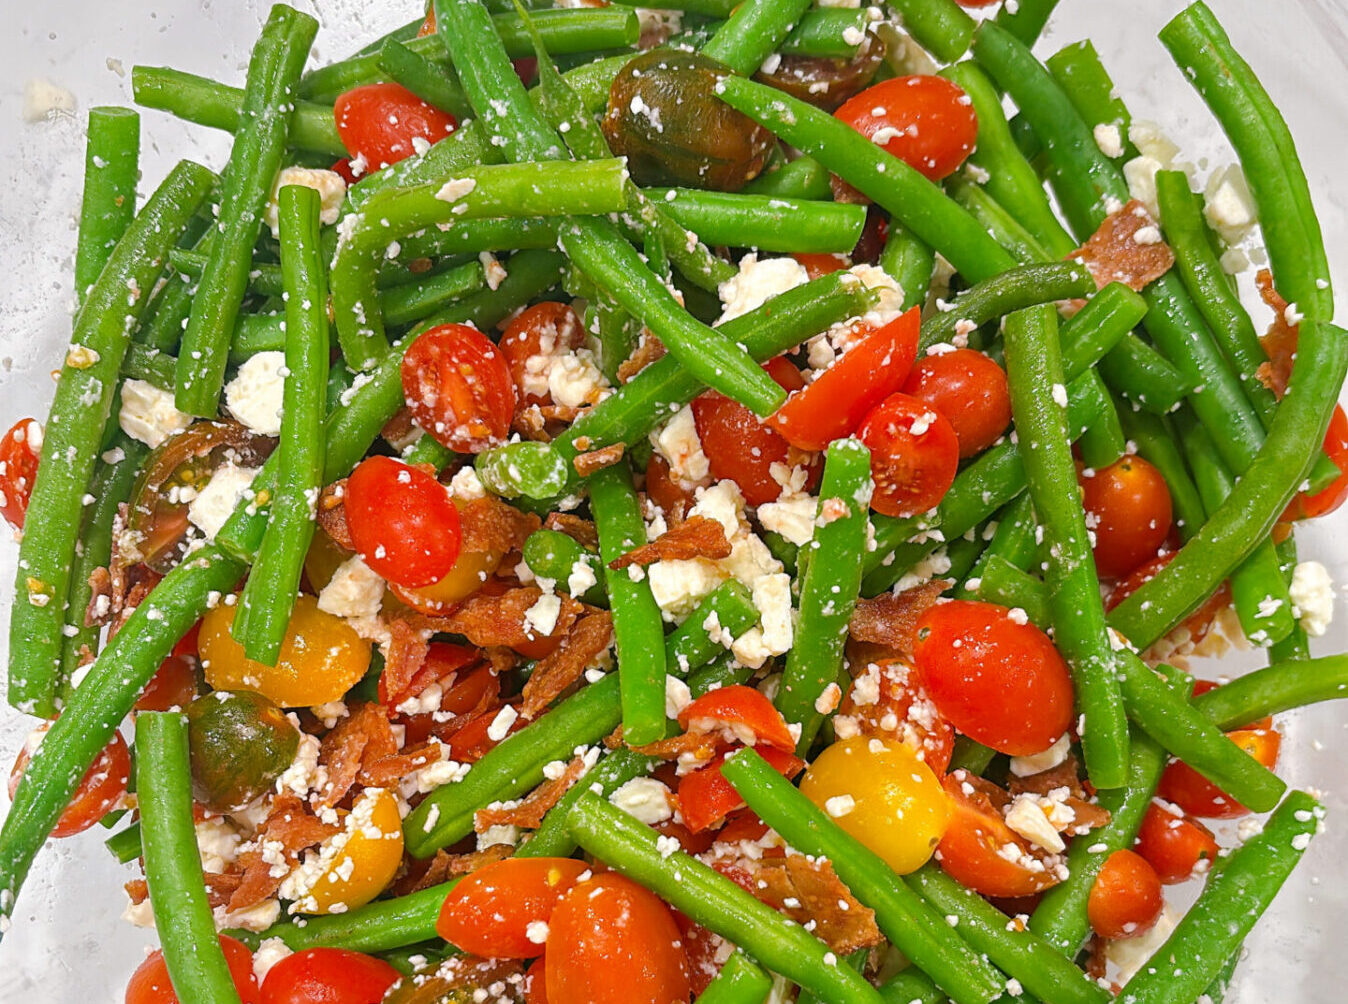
436, 857, 592, 958
401, 323, 516, 453
902, 348, 1011, 459
1157, 726, 1281, 819
1087, 849, 1165, 940
345, 456, 462, 588
0, 416, 41, 530
125, 935, 259, 1004
260, 948, 400, 1004
10, 725, 130, 837
858, 391, 960, 517
1134, 800, 1221, 884
1079, 456, 1174, 579
334, 82, 457, 171
834, 76, 978, 181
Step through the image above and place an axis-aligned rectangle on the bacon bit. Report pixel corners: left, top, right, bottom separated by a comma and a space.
381, 615, 432, 711
522, 611, 614, 719
474, 754, 590, 832
317, 480, 354, 551
458, 495, 541, 556
1008, 757, 1087, 800
1084, 935, 1111, 987
644, 452, 696, 524
108, 577, 161, 643
544, 513, 599, 550
573, 442, 627, 478
848, 580, 948, 652
381, 406, 422, 451
512, 403, 552, 442
617, 334, 667, 383
85, 566, 113, 627
229, 793, 340, 911
608, 515, 731, 570
429, 586, 583, 649
607, 726, 720, 764
405, 844, 516, 894
204, 871, 243, 909
317, 703, 398, 808
482, 645, 521, 677
1072, 199, 1175, 292
1255, 269, 1297, 398
125, 878, 148, 904
358, 742, 445, 789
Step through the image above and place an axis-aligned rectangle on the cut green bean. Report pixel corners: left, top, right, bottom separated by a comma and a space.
946, 175, 1053, 265
957, 493, 1036, 601
879, 969, 944, 1004
377, 37, 472, 118
993, 0, 1059, 46
522, 529, 607, 606
665, 581, 760, 677
694, 950, 773, 1004
888, 0, 974, 63
1046, 40, 1134, 162
780, 9, 869, 60
1059, 282, 1148, 378
1194, 653, 1348, 730
974, 556, 1050, 626
644, 188, 866, 253
75, 107, 141, 304
701, 0, 812, 77
1268, 534, 1310, 664
476, 441, 572, 500
1076, 389, 1127, 469
919, 261, 1094, 352
231, 882, 458, 953
1096, 333, 1196, 416
742, 156, 832, 201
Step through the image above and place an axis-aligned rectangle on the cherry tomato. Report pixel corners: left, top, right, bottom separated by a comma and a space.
260, 948, 400, 1004
334, 82, 457, 171
1283, 404, 1348, 521
1087, 849, 1165, 940
126, 934, 260, 1004
836, 658, 955, 773
791, 252, 850, 279
437, 857, 591, 958
10, 725, 129, 838
1189, 679, 1272, 731
447, 701, 527, 762
912, 600, 1075, 755
524, 956, 550, 1004
345, 456, 462, 589
0, 417, 41, 530
645, 452, 698, 520
1108, 552, 1230, 648
290, 788, 404, 915
135, 653, 199, 712
1134, 800, 1221, 885
499, 302, 586, 407
677, 746, 805, 833
858, 392, 960, 518
381, 639, 482, 707
1079, 456, 1174, 579
834, 76, 978, 182
770, 307, 921, 451
1157, 726, 1281, 819
677, 685, 795, 751
902, 349, 1011, 459
546, 873, 691, 1004
390, 544, 503, 615
402, 323, 516, 453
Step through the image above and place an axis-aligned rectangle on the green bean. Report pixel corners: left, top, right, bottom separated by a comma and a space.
643, 188, 866, 253
122, 342, 178, 390
346, 120, 496, 211
945, 176, 1052, 265
1077, 388, 1128, 470
993, 0, 1059, 46
231, 882, 459, 953
75, 108, 141, 303
1119, 790, 1322, 1003
590, 289, 644, 382
137, 248, 205, 354
104, 821, 143, 865
776, 439, 870, 752
888, 0, 974, 63
138, 712, 244, 1004
666, 581, 760, 676
1268, 535, 1310, 664
423, 248, 568, 331
1198, 652, 1348, 729
8, 159, 215, 717
957, 493, 1036, 601
779, 9, 869, 59
1060, 282, 1148, 376
522, 529, 608, 605
701, 0, 812, 77
942, 523, 989, 586
742, 156, 832, 201
229, 313, 286, 363
920, 262, 1094, 351
231, 187, 329, 663
974, 556, 1050, 626
1045, 41, 1134, 162
689, 654, 755, 697
476, 441, 572, 500
380, 260, 487, 327
879, 969, 944, 1004
879, 222, 936, 312
174, 7, 317, 416
1095, 333, 1196, 415
400, 434, 459, 472
377, 38, 471, 118
566, 792, 887, 1004
1003, 304, 1129, 789
694, 950, 773, 1004
522, 749, 657, 859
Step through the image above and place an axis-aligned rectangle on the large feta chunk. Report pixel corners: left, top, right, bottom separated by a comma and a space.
317, 555, 386, 621
1203, 164, 1258, 245
652, 405, 711, 486
1289, 560, 1335, 637
610, 777, 674, 825
225, 351, 287, 437
757, 496, 818, 547
119, 378, 192, 447
1104, 904, 1179, 983
265, 166, 347, 238
187, 463, 260, 541
716, 253, 809, 324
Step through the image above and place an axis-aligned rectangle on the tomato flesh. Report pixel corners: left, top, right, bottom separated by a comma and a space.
334, 82, 457, 172
902, 348, 1011, 459
677, 685, 795, 752
1157, 726, 1281, 819
345, 456, 462, 589
1284, 403, 1348, 520
835, 76, 978, 182
677, 746, 804, 833
10, 725, 130, 838
259, 948, 400, 1004
1108, 552, 1231, 647
836, 658, 955, 774
858, 391, 960, 518
1079, 456, 1174, 580
136, 653, 200, 712
499, 302, 586, 407
0, 417, 41, 530
402, 323, 517, 453
1088, 849, 1165, 940
1134, 800, 1220, 884
935, 770, 1065, 898
126, 935, 260, 1004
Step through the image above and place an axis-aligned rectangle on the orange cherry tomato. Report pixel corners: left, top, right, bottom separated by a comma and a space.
791, 252, 850, 279
677, 746, 805, 833
10, 725, 130, 838
835, 76, 978, 181
437, 857, 592, 958
1157, 726, 1281, 819
1079, 456, 1174, 580
836, 658, 955, 774
135, 653, 199, 712
345, 456, 462, 589
902, 348, 1011, 459
1134, 799, 1221, 885
402, 323, 516, 453
126, 934, 260, 1004
334, 82, 457, 171
0, 417, 41, 530
1108, 552, 1231, 647
1283, 404, 1348, 521
499, 302, 587, 407
677, 685, 795, 751
858, 391, 960, 518
259, 947, 400, 1004
912, 600, 1075, 756
546, 873, 691, 1004
1088, 849, 1165, 941
524, 956, 550, 1004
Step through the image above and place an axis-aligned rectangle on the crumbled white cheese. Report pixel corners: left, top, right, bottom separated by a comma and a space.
1289, 560, 1335, 637
1093, 122, 1124, 159
524, 592, 562, 638
276, 731, 328, 801
251, 937, 294, 985
225, 351, 286, 437
195, 817, 242, 873
122, 895, 156, 929
1009, 734, 1071, 778
1105, 903, 1178, 982
317, 554, 386, 622
651, 405, 710, 486
187, 464, 260, 542
1128, 120, 1180, 166
486, 705, 519, 742
1123, 156, 1165, 219
1203, 164, 1258, 245
757, 495, 819, 546
119, 378, 192, 448
477, 823, 521, 850
547, 349, 608, 409
1004, 794, 1066, 853
716, 253, 809, 324
449, 465, 487, 501
265, 166, 347, 238
610, 777, 674, 825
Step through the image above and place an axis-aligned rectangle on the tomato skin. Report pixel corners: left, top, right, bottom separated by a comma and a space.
1134, 800, 1220, 884
1157, 727, 1281, 819
259, 948, 400, 1004
546, 873, 691, 1004
126, 935, 260, 1004
1108, 552, 1230, 647
499, 302, 586, 407
10, 726, 130, 837
678, 746, 805, 833
792, 252, 850, 279
447, 701, 526, 761
677, 685, 795, 751
858, 392, 960, 518
835, 76, 978, 181
0, 417, 41, 530
401, 323, 516, 453
1079, 456, 1174, 579
935, 770, 1064, 898
345, 456, 462, 589
136, 653, 199, 712
1088, 849, 1165, 940
524, 957, 550, 1004
1284, 404, 1348, 520
902, 349, 1011, 459
437, 857, 593, 958
836, 659, 955, 773
334, 82, 457, 171
912, 600, 1075, 756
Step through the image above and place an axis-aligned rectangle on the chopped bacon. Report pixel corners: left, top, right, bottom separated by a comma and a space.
474, 754, 589, 832
573, 442, 627, 478
608, 515, 732, 570
848, 580, 948, 652
544, 513, 599, 550
125, 878, 148, 904
204, 871, 243, 909
317, 480, 354, 550
1255, 269, 1298, 398
429, 586, 583, 649
406, 845, 516, 895
358, 742, 444, 789
317, 703, 398, 808
1008, 756, 1088, 800
381, 406, 422, 451
229, 794, 340, 911
607, 726, 720, 765
458, 495, 541, 557
522, 611, 614, 719
1072, 199, 1175, 292
617, 334, 667, 383
85, 566, 113, 627
108, 577, 161, 643
381, 615, 432, 711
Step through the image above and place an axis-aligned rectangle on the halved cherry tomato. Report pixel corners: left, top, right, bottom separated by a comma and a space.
935, 770, 1065, 899
677, 917, 726, 997
525, 956, 550, 1004
546, 873, 691, 1004
645, 452, 698, 519
126, 934, 260, 1004
1079, 456, 1173, 580
1157, 726, 1281, 819
791, 252, 850, 279
437, 857, 592, 958
692, 356, 819, 506
836, 658, 955, 773
677, 746, 805, 833
835, 76, 978, 181
771, 307, 921, 452
135, 653, 199, 712
400, 662, 501, 746
260, 948, 400, 1004
858, 391, 960, 518
912, 600, 1075, 755
447, 700, 525, 762
715, 807, 770, 846
345, 456, 462, 589
677, 685, 794, 751
1283, 404, 1348, 521
499, 302, 586, 407
1108, 552, 1231, 647
902, 348, 1011, 459
1088, 849, 1164, 940
0, 417, 41, 530
1134, 799, 1221, 884
334, 82, 457, 171
390, 545, 503, 615
402, 323, 516, 453
381, 640, 482, 707
10, 725, 129, 837
172, 620, 202, 659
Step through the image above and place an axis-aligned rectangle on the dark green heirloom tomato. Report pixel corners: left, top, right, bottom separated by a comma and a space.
602, 50, 774, 191
186, 690, 299, 812
755, 35, 885, 112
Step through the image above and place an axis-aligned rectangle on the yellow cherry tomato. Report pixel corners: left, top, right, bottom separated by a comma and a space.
800, 735, 949, 875
288, 788, 404, 915
391, 548, 503, 614
302, 527, 352, 593
199, 594, 370, 707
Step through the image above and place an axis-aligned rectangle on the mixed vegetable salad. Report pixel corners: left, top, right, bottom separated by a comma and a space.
1, 0, 1345, 1001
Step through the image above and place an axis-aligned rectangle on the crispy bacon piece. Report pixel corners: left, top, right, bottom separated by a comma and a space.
473, 754, 590, 832
125, 877, 148, 904
544, 513, 599, 550
229, 794, 340, 911
1255, 268, 1297, 398
1008, 756, 1088, 800
318, 703, 398, 808
1072, 199, 1175, 292
403, 844, 517, 895
848, 580, 948, 652
430, 586, 583, 649
617, 333, 667, 383
381, 406, 422, 451
522, 611, 614, 719
85, 566, 113, 627
606, 726, 720, 765
608, 515, 731, 570
358, 742, 444, 789
572, 442, 626, 478
205, 871, 243, 909
382, 615, 432, 711
317, 480, 354, 550
458, 495, 541, 556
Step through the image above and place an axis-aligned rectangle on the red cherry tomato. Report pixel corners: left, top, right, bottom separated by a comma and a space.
126, 935, 260, 1004
260, 948, 400, 1004
546, 873, 691, 1004
791, 252, 850, 279
835, 76, 978, 181
858, 392, 960, 518
0, 417, 41, 530
1087, 849, 1165, 941
902, 349, 1011, 459
446, 700, 526, 762
644, 452, 698, 520
692, 356, 820, 506
10, 725, 130, 837
677, 746, 805, 833
344, 456, 462, 589
1284, 404, 1348, 521
1134, 800, 1221, 885
524, 956, 550, 1004
1157, 726, 1281, 819
437, 857, 592, 958
136, 653, 199, 712
770, 307, 921, 452
380, 640, 483, 707
1107, 552, 1231, 648
836, 658, 955, 774
402, 322, 516, 453
334, 82, 457, 171
677, 685, 795, 751
499, 302, 586, 407
912, 600, 1075, 755
1079, 456, 1174, 579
